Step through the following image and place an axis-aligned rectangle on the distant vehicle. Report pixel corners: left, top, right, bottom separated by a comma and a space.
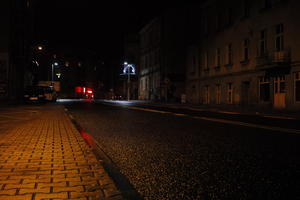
42, 86, 57, 102
23, 86, 57, 102
75, 86, 94, 100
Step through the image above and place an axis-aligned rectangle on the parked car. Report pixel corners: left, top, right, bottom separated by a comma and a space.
23, 86, 57, 102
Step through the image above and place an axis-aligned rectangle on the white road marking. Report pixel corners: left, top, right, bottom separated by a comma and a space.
262, 115, 296, 120
192, 116, 300, 134
100, 102, 300, 134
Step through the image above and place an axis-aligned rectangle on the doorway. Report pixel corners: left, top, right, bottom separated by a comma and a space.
241, 81, 250, 105
273, 76, 286, 109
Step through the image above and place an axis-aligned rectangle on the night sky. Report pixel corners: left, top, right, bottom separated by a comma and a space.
34, 1, 172, 62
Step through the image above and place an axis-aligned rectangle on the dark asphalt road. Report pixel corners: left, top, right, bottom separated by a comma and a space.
62, 100, 300, 200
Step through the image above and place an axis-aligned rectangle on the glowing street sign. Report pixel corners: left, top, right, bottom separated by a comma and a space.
122, 63, 136, 75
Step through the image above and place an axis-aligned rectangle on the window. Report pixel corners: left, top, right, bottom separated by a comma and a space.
228, 83, 233, 104
203, 52, 209, 71
145, 78, 148, 90
191, 54, 197, 74
259, 77, 270, 101
275, 24, 284, 52
259, 30, 267, 56
216, 12, 221, 30
215, 48, 221, 67
226, 44, 233, 64
203, 15, 208, 35
264, 0, 272, 8
216, 84, 221, 104
243, 0, 250, 18
204, 85, 210, 104
193, 55, 197, 68
274, 76, 285, 93
227, 8, 233, 25
243, 39, 250, 61
295, 72, 300, 102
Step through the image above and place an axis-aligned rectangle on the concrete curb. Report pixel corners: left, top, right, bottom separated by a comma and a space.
63, 107, 142, 200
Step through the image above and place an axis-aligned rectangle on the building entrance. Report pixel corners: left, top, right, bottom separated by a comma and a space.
241, 81, 250, 105
273, 76, 286, 109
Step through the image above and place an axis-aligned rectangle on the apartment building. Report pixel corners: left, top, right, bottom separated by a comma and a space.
139, 7, 187, 101
186, 0, 300, 109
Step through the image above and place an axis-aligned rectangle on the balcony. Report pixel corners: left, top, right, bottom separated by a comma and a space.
256, 49, 291, 69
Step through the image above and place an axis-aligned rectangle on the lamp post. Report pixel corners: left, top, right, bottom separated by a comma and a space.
127, 66, 130, 101
122, 62, 136, 101
52, 62, 59, 86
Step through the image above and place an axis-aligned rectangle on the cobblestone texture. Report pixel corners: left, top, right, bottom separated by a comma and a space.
0, 105, 122, 200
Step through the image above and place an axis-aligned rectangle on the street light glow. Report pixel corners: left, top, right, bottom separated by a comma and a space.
53, 62, 59, 66
37, 46, 43, 51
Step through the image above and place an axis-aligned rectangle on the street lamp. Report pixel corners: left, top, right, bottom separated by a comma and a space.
122, 62, 136, 101
51, 62, 59, 86
37, 46, 43, 51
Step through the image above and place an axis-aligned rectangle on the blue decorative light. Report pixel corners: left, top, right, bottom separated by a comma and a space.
122, 63, 136, 75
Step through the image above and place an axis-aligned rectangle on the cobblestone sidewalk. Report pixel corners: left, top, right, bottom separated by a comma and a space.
0, 104, 122, 200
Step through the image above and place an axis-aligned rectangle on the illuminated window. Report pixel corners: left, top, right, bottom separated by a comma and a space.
295, 72, 300, 102
275, 24, 284, 52
228, 83, 233, 104
259, 77, 270, 101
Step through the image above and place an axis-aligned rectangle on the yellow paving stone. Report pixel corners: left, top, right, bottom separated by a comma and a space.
19, 187, 50, 194
37, 181, 66, 188
70, 191, 104, 199
53, 169, 79, 175
34, 192, 68, 200
0, 105, 121, 200
53, 177, 81, 183
9, 175, 37, 180
39, 174, 65, 179
4, 183, 35, 189
0, 189, 17, 195
23, 177, 51, 184
0, 194, 33, 200
69, 180, 98, 187
53, 185, 84, 193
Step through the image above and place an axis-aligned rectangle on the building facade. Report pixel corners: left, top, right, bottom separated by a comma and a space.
186, 0, 300, 109
122, 34, 139, 100
139, 7, 187, 102
0, 0, 36, 100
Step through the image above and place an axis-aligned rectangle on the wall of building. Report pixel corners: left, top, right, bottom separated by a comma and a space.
139, 7, 188, 102
0, 0, 11, 99
186, 0, 300, 110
